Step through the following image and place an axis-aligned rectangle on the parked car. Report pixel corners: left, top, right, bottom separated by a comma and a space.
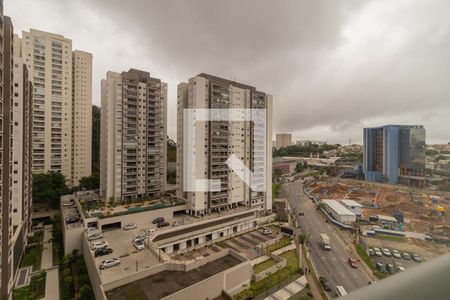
95, 247, 113, 257
412, 253, 423, 262
386, 263, 395, 274
376, 262, 386, 273
319, 276, 332, 292
402, 252, 411, 260
152, 217, 164, 224
368, 281, 377, 285
99, 258, 120, 270
373, 247, 383, 257
91, 241, 109, 250
123, 223, 137, 230
382, 248, 392, 257
65, 216, 79, 224
392, 249, 402, 259
133, 235, 146, 243
396, 263, 406, 272
368, 248, 375, 256
87, 233, 103, 241
262, 228, 272, 235
172, 220, 184, 227
134, 240, 145, 250
157, 221, 170, 228
62, 202, 75, 208
348, 257, 358, 268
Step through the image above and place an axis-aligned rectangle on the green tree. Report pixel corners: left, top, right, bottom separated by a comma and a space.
79, 284, 92, 300
92, 105, 101, 173
32, 171, 69, 208
79, 173, 100, 190
64, 276, 73, 298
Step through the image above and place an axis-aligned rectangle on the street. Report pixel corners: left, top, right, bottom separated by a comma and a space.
282, 181, 371, 297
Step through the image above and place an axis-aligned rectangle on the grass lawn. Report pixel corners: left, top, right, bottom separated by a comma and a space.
267, 236, 291, 253
253, 258, 277, 274
269, 225, 281, 235
27, 230, 44, 244
20, 245, 43, 271
234, 250, 301, 300
280, 250, 300, 271
13, 271, 46, 300
355, 244, 387, 279
374, 234, 407, 243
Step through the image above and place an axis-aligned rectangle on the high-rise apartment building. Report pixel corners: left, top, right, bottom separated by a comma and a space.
275, 133, 292, 149
363, 125, 426, 187
177, 73, 273, 216
11, 33, 33, 283
15, 30, 92, 186
100, 69, 167, 202
0, 3, 14, 296
72, 50, 92, 185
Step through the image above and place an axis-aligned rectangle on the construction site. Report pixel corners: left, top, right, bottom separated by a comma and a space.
307, 178, 450, 245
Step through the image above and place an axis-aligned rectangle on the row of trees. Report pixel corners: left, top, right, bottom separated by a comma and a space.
32, 171, 99, 209
273, 143, 339, 157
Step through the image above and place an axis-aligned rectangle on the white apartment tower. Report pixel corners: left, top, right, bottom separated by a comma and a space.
15, 29, 92, 186
100, 69, 167, 203
177, 74, 273, 216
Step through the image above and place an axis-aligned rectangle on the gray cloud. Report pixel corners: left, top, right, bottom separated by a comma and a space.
6, 0, 450, 143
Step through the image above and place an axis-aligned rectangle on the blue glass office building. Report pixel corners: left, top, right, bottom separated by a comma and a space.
363, 125, 426, 186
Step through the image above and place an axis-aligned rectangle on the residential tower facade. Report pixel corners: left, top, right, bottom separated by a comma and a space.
100, 69, 167, 203
0, 4, 14, 297
15, 30, 92, 186
275, 133, 292, 149
177, 73, 273, 216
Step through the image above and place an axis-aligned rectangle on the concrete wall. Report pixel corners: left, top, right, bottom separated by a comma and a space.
98, 204, 185, 228
161, 254, 252, 300
82, 234, 107, 300
103, 264, 166, 291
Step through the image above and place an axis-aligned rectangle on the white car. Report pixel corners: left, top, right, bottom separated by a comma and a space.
397, 265, 406, 272
133, 235, 146, 243
123, 223, 137, 230
392, 249, 401, 259
87, 233, 103, 241
91, 241, 109, 250
172, 220, 184, 227
134, 240, 145, 250
99, 258, 120, 270
382, 248, 392, 257
373, 247, 383, 257
261, 228, 272, 235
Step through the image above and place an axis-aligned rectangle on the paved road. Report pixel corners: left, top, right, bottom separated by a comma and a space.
282, 181, 371, 297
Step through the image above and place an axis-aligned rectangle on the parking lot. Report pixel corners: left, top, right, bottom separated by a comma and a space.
90, 225, 161, 284
368, 245, 423, 275
218, 228, 278, 259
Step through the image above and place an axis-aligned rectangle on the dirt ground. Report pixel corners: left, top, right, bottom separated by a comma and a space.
309, 179, 450, 236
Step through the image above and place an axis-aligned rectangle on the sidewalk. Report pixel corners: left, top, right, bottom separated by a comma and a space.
41, 225, 53, 269
41, 225, 60, 300
44, 268, 59, 300
264, 276, 307, 300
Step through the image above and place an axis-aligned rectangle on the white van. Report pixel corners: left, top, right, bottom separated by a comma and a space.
336, 286, 347, 297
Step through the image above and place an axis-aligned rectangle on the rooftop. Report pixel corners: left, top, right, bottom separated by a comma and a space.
323, 199, 356, 216
376, 214, 398, 222
106, 254, 242, 300
341, 199, 363, 207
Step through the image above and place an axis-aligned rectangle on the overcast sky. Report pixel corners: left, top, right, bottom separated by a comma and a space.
6, 0, 450, 144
